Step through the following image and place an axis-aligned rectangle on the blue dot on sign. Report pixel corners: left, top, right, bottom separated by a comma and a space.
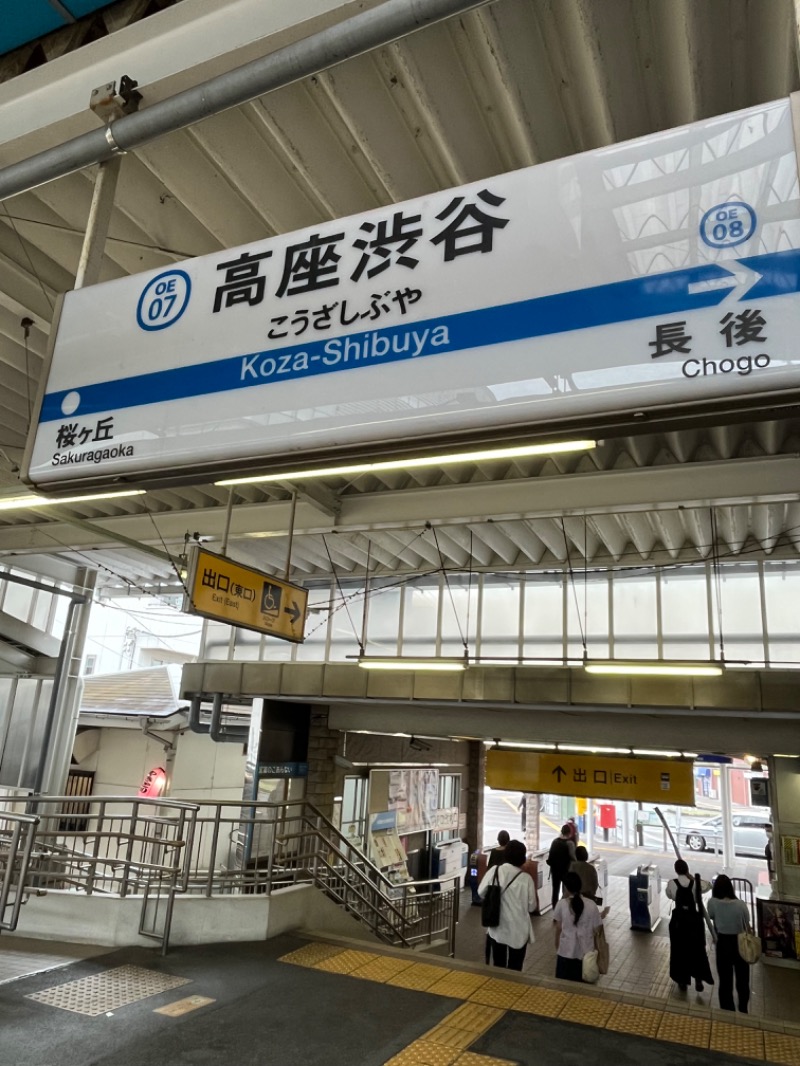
699, 201, 756, 249
136, 269, 192, 331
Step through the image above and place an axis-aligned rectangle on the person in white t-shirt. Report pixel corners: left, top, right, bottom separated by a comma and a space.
477, 839, 536, 970
553, 871, 604, 982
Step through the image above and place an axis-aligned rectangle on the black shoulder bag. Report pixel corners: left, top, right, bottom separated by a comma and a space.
481, 868, 522, 927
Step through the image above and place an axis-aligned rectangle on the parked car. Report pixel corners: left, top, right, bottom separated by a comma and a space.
685, 814, 770, 857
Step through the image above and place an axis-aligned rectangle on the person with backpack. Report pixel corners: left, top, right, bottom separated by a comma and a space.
546, 825, 576, 910
477, 839, 537, 970
666, 858, 714, 993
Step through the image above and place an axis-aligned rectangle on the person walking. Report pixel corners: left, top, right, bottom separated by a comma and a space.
666, 859, 713, 993
569, 845, 599, 903
487, 830, 510, 868
707, 874, 751, 1013
477, 839, 536, 970
553, 871, 604, 982
546, 825, 576, 910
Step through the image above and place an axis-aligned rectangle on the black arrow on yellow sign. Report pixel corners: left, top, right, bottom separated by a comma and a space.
552, 765, 567, 782
283, 601, 302, 625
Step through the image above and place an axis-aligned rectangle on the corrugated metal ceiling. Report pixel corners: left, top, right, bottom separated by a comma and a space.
0, 0, 799, 592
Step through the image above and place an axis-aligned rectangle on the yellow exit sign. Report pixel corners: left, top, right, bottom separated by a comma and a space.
486, 749, 694, 805
184, 546, 307, 643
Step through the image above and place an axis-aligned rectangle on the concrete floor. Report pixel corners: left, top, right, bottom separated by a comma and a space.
0, 877, 798, 1066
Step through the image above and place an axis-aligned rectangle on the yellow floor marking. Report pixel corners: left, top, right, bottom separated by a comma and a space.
420, 1000, 505, 1053
386, 963, 451, 991
312, 949, 377, 974
350, 956, 416, 983
278, 943, 343, 967
764, 1032, 800, 1066
710, 1020, 765, 1060
655, 1013, 711, 1048
605, 1002, 662, 1039
383, 1040, 461, 1065
512, 986, 572, 1017
558, 992, 616, 1027
468, 978, 526, 1010
426, 971, 490, 999
153, 995, 215, 1017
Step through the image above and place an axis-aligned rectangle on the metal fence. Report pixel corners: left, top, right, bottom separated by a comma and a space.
0, 795, 460, 955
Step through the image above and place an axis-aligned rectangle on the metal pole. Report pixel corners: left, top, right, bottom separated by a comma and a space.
220, 487, 235, 557
283, 491, 298, 580
0, 0, 494, 202
720, 763, 734, 875
74, 156, 122, 288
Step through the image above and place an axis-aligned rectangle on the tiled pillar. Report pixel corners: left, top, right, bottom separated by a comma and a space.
304, 709, 342, 820
466, 740, 485, 852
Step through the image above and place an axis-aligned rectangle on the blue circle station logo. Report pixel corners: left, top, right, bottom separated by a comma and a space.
699, 201, 756, 249
136, 269, 192, 331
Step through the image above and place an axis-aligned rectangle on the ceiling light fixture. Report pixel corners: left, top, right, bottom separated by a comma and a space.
357, 656, 467, 672
584, 660, 723, 678
559, 744, 631, 754
0, 489, 146, 511
215, 439, 597, 487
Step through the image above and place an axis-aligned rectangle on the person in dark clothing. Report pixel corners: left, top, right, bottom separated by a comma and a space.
666, 859, 713, 993
546, 825, 576, 910
488, 830, 510, 869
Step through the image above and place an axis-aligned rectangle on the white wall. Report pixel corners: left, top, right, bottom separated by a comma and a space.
84, 596, 202, 675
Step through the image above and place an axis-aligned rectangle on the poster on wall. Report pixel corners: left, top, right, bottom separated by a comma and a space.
387, 768, 439, 834
758, 898, 800, 959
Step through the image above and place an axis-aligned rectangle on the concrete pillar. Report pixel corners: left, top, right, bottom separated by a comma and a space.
466, 740, 485, 853
304, 708, 342, 820
523, 792, 540, 853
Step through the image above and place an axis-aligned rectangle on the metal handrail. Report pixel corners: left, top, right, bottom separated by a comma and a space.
0, 812, 40, 931
0, 795, 460, 954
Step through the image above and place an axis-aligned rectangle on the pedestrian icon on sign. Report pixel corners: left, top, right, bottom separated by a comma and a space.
260, 581, 283, 617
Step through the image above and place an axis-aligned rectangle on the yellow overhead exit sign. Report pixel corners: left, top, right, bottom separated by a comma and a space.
184, 546, 307, 643
486, 749, 694, 805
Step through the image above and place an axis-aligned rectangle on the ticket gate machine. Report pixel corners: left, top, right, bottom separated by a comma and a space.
629, 864, 661, 931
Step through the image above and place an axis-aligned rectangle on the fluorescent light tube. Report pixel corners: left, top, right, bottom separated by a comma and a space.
584, 661, 723, 677
0, 489, 146, 511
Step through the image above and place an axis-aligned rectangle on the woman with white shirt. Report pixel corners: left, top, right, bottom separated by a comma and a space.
707, 874, 751, 1013
553, 871, 604, 982
477, 839, 537, 970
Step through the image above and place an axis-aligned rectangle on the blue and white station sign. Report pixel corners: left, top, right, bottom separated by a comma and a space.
24, 97, 800, 489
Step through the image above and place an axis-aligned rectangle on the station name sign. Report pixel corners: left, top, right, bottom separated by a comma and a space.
183, 546, 307, 643
486, 749, 694, 805
24, 98, 800, 491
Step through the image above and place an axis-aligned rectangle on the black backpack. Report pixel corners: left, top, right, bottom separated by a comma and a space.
481, 867, 521, 927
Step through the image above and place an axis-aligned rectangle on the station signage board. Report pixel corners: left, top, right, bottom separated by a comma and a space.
486, 749, 694, 805
24, 98, 800, 491
183, 546, 307, 643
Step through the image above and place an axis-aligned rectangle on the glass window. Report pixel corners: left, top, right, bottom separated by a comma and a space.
401, 582, 439, 656
522, 574, 564, 660
712, 564, 764, 664
295, 585, 332, 662
567, 573, 609, 659
364, 580, 403, 656
662, 565, 710, 659
764, 561, 800, 665
613, 571, 657, 658
439, 575, 478, 656
328, 584, 366, 661
479, 577, 521, 657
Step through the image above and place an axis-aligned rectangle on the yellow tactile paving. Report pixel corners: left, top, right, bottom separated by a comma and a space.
278, 943, 343, 967
764, 1032, 800, 1066
512, 986, 571, 1017
386, 963, 452, 991
420, 1025, 477, 1050
442, 1002, 505, 1035
605, 1003, 662, 1039
710, 1020, 765, 1060
423, 1002, 504, 1049
312, 949, 377, 974
656, 1012, 711, 1048
426, 971, 490, 999
383, 1039, 462, 1065
467, 978, 526, 1009
454, 1054, 518, 1066
350, 956, 416, 983
557, 992, 616, 1027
